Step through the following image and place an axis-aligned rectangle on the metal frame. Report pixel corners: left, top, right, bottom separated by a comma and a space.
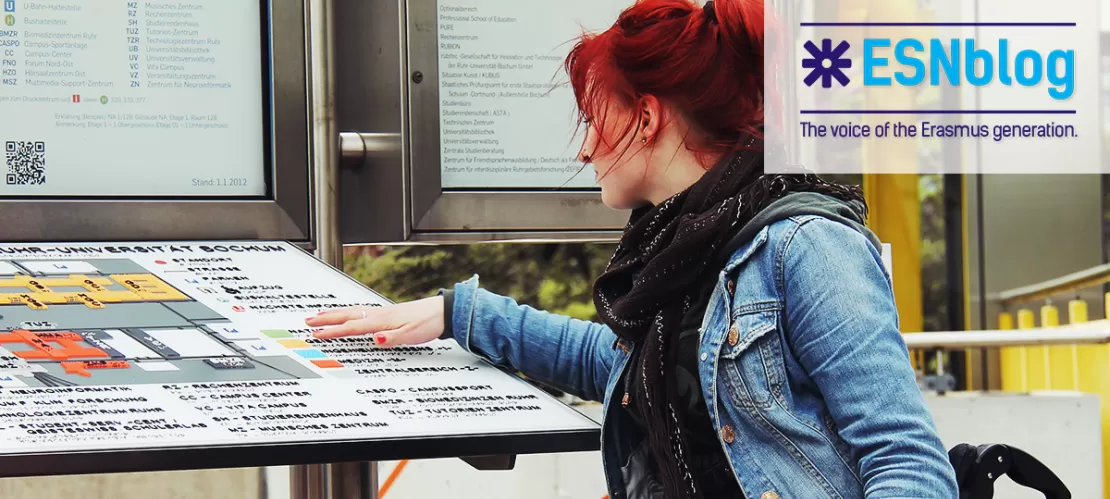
0, 1, 313, 244
403, 1, 627, 237
0, 428, 601, 479
334, 0, 408, 245
337, 0, 627, 244
993, 264, 1110, 307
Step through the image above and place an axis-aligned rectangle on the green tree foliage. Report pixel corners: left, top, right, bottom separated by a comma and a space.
344, 243, 617, 321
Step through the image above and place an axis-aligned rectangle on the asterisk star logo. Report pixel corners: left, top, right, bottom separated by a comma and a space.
802, 39, 852, 88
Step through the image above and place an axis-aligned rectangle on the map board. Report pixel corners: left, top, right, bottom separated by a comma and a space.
0, 0, 269, 197
0, 0, 311, 243
0, 241, 599, 477
431, 0, 629, 190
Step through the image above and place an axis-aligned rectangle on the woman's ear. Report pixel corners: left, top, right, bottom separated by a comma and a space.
639, 95, 663, 142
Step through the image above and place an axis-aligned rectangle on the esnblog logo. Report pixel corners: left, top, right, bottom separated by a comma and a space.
801, 35, 1076, 100
802, 39, 852, 88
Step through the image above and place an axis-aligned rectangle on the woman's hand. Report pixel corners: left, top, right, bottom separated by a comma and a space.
305, 296, 446, 347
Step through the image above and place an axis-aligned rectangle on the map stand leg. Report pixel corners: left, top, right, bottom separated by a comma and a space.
460, 455, 516, 471
290, 464, 326, 499
291, 463, 378, 499
331, 462, 378, 499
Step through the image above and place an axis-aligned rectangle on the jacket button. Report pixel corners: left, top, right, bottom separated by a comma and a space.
720, 424, 735, 443
760, 492, 779, 499
727, 325, 739, 346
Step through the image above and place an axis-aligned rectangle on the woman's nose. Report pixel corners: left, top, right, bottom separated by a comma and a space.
578, 130, 594, 162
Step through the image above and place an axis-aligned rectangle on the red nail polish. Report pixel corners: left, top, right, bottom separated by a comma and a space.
374, 333, 386, 345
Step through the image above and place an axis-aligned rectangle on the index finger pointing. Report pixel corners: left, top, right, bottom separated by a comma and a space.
312, 317, 382, 339
305, 307, 364, 326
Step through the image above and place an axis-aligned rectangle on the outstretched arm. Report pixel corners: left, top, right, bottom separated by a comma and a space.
447, 275, 619, 403
780, 218, 958, 497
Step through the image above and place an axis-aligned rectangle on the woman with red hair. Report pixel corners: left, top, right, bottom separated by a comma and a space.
309, 1, 959, 497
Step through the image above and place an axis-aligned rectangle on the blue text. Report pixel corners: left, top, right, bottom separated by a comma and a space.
862, 38, 1074, 100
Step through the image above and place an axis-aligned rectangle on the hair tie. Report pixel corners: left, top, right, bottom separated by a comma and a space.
703, 1, 717, 23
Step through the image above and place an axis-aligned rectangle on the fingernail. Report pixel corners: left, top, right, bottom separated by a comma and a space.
374, 333, 386, 345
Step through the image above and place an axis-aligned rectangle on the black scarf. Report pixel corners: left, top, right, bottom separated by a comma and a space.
592, 136, 866, 499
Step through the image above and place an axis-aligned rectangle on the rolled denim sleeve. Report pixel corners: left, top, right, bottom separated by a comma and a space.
446, 275, 618, 403
780, 218, 959, 497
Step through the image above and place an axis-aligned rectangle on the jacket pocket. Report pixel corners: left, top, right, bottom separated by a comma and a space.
719, 309, 785, 409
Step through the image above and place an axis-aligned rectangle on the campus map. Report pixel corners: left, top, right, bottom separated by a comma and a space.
0, 257, 323, 387
0, 241, 596, 456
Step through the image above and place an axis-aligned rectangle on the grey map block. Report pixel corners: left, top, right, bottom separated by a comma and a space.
82, 259, 151, 275
0, 303, 193, 330
205, 357, 255, 369
78, 331, 127, 359
26, 356, 320, 387
123, 328, 181, 359
5, 258, 149, 276
163, 301, 225, 322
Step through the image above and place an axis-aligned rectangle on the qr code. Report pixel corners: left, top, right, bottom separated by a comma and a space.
5, 141, 46, 185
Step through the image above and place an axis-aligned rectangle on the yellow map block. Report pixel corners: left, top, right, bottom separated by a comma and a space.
109, 274, 188, 300
87, 291, 144, 303
0, 273, 187, 309
16, 294, 47, 310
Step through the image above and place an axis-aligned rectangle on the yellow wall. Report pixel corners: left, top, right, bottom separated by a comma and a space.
863, 175, 923, 334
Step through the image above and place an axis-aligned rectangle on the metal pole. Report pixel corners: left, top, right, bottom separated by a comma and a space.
289, 0, 378, 496
309, 0, 341, 267
290, 463, 329, 499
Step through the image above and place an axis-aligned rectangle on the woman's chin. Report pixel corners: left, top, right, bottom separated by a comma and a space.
599, 191, 622, 210
599, 190, 646, 211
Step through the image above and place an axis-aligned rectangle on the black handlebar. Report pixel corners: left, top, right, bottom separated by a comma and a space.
949, 443, 1071, 499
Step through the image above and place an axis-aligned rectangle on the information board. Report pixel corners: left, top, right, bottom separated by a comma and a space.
0, 241, 597, 475
0, 0, 267, 197
436, 0, 627, 189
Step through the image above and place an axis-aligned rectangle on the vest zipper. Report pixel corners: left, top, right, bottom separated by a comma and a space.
601, 351, 633, 499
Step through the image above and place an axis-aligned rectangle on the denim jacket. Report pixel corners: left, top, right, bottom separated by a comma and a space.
446, 214, 959, 498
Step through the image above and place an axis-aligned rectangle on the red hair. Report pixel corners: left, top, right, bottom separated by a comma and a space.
565, 0, 774, 167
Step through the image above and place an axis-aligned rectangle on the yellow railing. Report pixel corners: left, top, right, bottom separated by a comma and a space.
902, 322, 1110, 349
972, 265, 1110, 497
